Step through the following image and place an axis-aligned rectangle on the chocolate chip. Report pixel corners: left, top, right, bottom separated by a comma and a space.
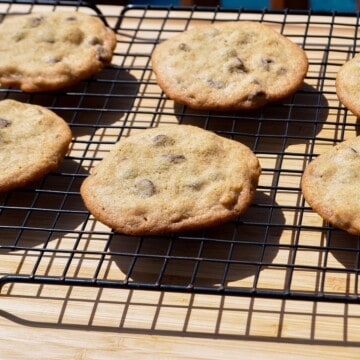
225, 49, 237, 58
207, 79, 226, 89
178, 43, 190, 52
96, 46, 108, 61
247, 91, 266, 102
65, 16, 77, 21
261, 58, 274, 71
43, 37, 55, 44
151, 134, 175, 147
277, 67, 287, 75
227, 57, 247, 73
29, 16, 44, 27
134, 178, 155, 198
13, 32, 26, 42
65, 29, 84, 44
0, 118, 10, 128
88, 36, 103, 46
161, 154, 186, 163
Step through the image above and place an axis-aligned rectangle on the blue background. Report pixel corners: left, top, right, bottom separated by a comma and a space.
129, 0, 358, 11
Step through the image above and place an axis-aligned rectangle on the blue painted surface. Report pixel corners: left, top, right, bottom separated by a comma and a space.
128, 0, 358, 11
310, 0, 356, 11
221, 0, 356, 10
221, 0, 268, 8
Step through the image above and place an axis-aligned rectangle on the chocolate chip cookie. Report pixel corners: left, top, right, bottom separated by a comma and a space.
80, 125, 261, 235
301, 136, 360, 235
0, 12, 116, 92
151, 21, 308, 110
336, 55, 360, 117
0, 99, 72, 192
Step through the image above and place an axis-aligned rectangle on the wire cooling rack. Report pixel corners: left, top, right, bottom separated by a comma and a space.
0, 0, 359, 303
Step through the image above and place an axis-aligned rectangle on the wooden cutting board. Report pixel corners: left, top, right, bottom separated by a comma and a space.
0, 284, 359, 359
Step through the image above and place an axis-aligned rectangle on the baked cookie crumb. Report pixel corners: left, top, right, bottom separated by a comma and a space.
301, 136, 360, 235
336, 55, 360, 117
0, 99, 72, 192
0, 12, 116, 92
80, 124, 261, 235
151, 21, 308, 110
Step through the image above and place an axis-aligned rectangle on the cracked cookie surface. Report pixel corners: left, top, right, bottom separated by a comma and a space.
151, 21, 308, 110
0, 11, 116, 92
80, 124, 261, 235
0, 99, 72, 192
301, 136, 360, 235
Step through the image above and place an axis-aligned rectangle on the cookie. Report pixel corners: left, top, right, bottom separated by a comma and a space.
80, 124, 261, 235
0, 11, 116, 92
336, 55, 360, 116
151, 21, 308, 110
301, 136, 360, 235
0, 99, 72, 192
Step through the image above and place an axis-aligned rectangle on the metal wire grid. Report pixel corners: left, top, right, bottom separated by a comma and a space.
0, 0, 359, 303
